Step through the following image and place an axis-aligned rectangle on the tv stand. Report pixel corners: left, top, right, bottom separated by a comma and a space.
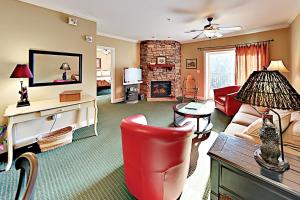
124, 84, 139, 103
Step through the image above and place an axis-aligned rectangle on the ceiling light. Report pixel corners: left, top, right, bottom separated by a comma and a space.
203, 30, 216, 38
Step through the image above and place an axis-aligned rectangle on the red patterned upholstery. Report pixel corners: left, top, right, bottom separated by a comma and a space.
120, 114, 194, 200
214, 86, 242, 116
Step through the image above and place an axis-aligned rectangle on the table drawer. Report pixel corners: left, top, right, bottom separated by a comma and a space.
40, 104, 80, 116
220, 165, 296, 200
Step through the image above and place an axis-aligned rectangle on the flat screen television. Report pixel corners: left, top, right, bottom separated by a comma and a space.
123, 67, 142, 85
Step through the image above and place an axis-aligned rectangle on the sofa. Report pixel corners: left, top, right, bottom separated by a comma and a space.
224, 104, 300, 156
214, 86, 242, 116
120, 114, 194, 200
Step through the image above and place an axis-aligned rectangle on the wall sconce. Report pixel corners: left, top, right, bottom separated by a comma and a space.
85, 35, 93, 43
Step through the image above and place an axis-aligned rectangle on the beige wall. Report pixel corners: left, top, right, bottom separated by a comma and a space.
0, 0, 96, 124
181, 28, 290, 98
290, 13, 300, 93
95, 36, 140, 99
96, 51, 111, 71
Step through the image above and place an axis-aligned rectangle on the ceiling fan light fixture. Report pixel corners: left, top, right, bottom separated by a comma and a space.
203, 30, 217, 38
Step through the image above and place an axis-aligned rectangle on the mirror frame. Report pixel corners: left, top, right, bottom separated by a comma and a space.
29, 49, 82, 87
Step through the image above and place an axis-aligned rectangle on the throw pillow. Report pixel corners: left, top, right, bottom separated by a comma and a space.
241, 112, 291, 138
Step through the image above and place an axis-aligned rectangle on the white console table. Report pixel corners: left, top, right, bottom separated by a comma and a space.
3, 95, 98, 171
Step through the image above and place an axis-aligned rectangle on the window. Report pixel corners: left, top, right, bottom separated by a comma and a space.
205, 49, 236, 99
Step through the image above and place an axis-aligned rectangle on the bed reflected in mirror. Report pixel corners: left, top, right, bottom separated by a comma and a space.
29, 50, 82, 87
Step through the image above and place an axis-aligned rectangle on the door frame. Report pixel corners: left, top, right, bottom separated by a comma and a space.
96, 46, 116, 103
204, 48, 236, 100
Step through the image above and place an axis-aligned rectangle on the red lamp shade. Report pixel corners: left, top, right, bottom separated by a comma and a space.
10, 64, 33, 78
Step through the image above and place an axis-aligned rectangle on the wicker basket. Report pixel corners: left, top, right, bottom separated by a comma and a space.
37, 126, 73, 152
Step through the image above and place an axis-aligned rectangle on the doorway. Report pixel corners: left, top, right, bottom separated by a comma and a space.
205, 49, 236, 99
96, 46, 116, 103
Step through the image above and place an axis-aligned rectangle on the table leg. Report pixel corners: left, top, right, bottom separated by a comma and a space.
94, 100, 98, 136
196, 118, 200, 133
202, 116, 211, 133
5, 118, 14, 171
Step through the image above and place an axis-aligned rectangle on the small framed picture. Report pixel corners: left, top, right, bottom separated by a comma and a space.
186, 59, 197, 69
96, 58, 101, 69
157, 56, 166, 64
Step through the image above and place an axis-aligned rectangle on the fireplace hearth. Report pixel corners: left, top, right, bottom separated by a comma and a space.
151, 81, 171, 98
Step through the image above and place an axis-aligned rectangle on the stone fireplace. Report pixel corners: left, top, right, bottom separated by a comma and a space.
151, 81, 171, 98
140, 40, 181, 101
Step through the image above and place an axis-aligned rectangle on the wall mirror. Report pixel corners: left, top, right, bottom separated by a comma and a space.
29, 50, 82, 87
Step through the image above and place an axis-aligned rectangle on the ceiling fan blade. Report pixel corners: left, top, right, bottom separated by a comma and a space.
193, 32, 204, 40
185, 30, 203, 33
218, 26, 242, 31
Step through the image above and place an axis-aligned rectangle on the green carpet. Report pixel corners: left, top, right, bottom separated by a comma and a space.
0, 95, 231, 199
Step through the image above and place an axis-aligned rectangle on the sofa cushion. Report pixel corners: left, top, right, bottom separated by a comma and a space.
273, 112, 292, 132
224, 123, 247, 136
242, 118, 262, 138
291, 111, 300, 122
238, 104, 262, 117
232, 112, 260, 126
241, 112, 291, 136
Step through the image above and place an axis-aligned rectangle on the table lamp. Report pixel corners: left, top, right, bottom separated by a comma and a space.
268, 60, 289, 73
60, 62, 71, 80
235, 67, 300, 172
10, 64, 33, 107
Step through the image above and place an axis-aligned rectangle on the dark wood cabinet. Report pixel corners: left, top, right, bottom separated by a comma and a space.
208, 134, 300, 200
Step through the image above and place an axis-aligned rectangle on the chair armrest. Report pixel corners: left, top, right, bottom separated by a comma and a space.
15, 152, 38, 200
225, 92, 242, 112
225, 92, 240, 104
214, 86, 240, 98
226, 92, 238, 99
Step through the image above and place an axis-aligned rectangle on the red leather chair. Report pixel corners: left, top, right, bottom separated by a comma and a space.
214, 86, 242, 116
120, 114, 194, 200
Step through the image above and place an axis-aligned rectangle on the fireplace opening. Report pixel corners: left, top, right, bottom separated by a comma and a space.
151, 81, 171, 98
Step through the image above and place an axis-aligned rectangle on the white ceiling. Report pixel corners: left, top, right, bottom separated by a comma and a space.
20, 0, 300, 42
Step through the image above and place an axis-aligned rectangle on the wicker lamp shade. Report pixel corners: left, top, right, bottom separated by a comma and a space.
236, 69, 300, 110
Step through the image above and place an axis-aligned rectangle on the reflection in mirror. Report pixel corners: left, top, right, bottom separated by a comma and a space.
29, 50, 82, 87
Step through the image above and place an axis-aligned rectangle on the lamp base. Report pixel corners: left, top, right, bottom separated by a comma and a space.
62, 72, 67, 80
17, 100, 30, 107
254, 149, 289, 173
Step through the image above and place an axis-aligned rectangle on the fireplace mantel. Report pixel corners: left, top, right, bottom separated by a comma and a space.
147, 64, 175, 70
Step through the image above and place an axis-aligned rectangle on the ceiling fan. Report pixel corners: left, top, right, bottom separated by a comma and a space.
185, 17, 242, 39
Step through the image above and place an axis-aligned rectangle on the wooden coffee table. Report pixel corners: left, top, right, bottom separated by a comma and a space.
173, 102, 213, 135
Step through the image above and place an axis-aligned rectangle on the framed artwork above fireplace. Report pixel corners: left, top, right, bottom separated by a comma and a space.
157, 56, 166, 64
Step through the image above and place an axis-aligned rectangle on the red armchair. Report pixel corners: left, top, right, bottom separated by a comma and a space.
214, 86, 242, 116
120, 114, 194, 200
